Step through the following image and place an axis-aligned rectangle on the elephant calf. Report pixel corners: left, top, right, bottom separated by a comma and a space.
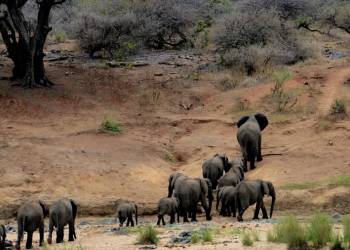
0, 225, 5, 250
216, 186, 237, 217
47, 199, 78, 244
202, 154, 230, 190
217, 158, 244, 189
117, 202, 138, 227
15, 200, 48, 250
157, 197, 179, 226
235, 180, 276, 222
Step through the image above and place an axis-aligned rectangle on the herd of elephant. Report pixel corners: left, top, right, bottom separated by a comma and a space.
0, 113, 276, 249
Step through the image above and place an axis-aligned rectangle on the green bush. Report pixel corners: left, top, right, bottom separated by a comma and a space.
202, 229, 213, 242
54, 30, 66, 43
267, 215, 308, 249
343, 216, 350, 248
191, 232, 201, 244
136, 225, 159, 245
241, 230, 253, 246
307, 212, 333, 248
101, 117, 122, 134
330, 233, 344, 250
330, 99, 347, 115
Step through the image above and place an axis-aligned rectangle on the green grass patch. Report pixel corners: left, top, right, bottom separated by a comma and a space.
307, 212, 333, 248
329, 175, 350, 188
267, 215, 308, 249
164, 152, 177, 163
343, 216, 350, 248
202, 229, 213, 242
241, 230, 254, 246
101, 116, 123, 134
136, 225, 159, 245
330, 99, 347, 115
191, 232, 201, 244
330, 233, 344, 250
279, 181, 320, 190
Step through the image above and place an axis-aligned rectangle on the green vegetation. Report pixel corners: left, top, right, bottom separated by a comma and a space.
343, 216, 350, 248
191, 232, 201, 244
330, 233, 344, 250
267, 215, 308, 250
330, 99, 347, 115
54, 30, 66, 43
271, 69, 292, 97
329, 175, 350, 188
251, 230, 260, 242
241, 230, 254, 246
164, 152, 177, 163
136, 225, 159, 245
307, 212, 332, 248
101, 117, 123, 134
202, 229, 214, 242
279, 181, 320, 190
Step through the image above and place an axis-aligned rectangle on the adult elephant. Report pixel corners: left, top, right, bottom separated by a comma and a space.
15, 200, 48, 250
235, 180, 276, 222
47, 199, 78, 244
168, 173, 213, 222
236, 113, 269, 172
202, 154, 230, 190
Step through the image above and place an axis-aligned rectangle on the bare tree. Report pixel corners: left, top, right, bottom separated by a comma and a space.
0, 0, 66, 88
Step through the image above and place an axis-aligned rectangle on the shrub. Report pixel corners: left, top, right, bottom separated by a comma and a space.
241, 230, 253, 246
191, 232, 201, 244
330, 233, 344, 250
330, 99, 347, 115
76, 10, 136, 58
101, 117, 123, 134
136, 225, 159, 245
343, 216, 350, 248
307, 212, 333, 248
268, 215, 308, 249
271, 69, 292, 97
202, 229, 213, 242
54, 30, 67, 43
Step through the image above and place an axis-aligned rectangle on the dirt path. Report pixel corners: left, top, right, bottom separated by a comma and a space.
317, 66, 350, 115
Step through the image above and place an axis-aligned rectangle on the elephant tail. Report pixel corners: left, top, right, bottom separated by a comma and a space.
70, 200, 78, 239
135, 204, 138, 226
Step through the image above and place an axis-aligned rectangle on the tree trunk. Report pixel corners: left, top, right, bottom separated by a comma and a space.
0, 0, 65, 88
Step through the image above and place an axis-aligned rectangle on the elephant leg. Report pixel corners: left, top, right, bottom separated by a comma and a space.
176, 212, 180, 223
26, 231, 33, 250
253, 201, 262, 220
183, 209, 189, 223
15, 219, 24, 250
69, 222, 75, 241
130, 216, 135, 227
243, 158, 248, 172
237, 199, 246, 222
47, 220, 54, 244
191, 205, 197, 222
56, 226, 64, 243
126, 217, 130, 227
39, 223, 44, 246
162, 216, 165, 226
257, 137, 263, 162
157, 215, 161, 226
170, 213, 175, 224
261, 202, 268, 219
232, 201, 236, 218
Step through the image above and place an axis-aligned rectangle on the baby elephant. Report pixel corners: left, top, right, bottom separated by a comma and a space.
16, 200, 48, 250
48, 199, 78, 244
0, 225, 6, 250
157, 197, 179, 226
117, 202, 138, 227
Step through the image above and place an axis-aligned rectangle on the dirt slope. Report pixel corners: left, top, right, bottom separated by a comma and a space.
0, 46, 349, 220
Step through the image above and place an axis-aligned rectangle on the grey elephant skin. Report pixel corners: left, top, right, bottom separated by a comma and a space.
236, 113, 268, 172
235, 180, 276, 221
217, 158, 244, 189
47, 199, 78, 244
216, 186, 237, 217
15, 200, 48, 250
168, 173, 213, 222
157, 197, 179, 226
0, 225, 5, 250
117, 202, 138, 227
202, 154, 230, 190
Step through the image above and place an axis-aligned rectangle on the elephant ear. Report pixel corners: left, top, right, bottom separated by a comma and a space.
237, 115, 250, 128
261, 181, 270, 196
70, 200, 78, 220
254, 113, 268, 131
38, 200, 48, 217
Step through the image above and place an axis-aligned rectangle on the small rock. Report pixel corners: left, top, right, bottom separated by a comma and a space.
304, 82, 309, 85
328, 140, 334, 146
255, 224, 259, 227
154, 73, 163, 76
332, 212, 343, 222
